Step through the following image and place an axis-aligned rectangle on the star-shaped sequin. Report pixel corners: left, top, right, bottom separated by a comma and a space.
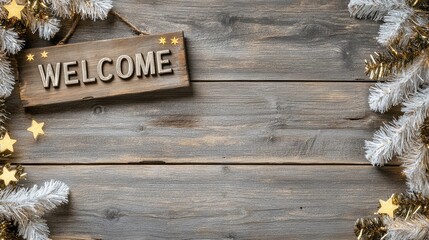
26, 53, 34, 61
171, 37, 179, 45
159, 37, 166, 45
41, 50, 48, 58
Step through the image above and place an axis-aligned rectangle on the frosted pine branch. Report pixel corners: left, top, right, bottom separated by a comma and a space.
0, 28, 24, 54
369, 54, 429, 113
377, 9, 413, 46
365, 86, 429, 165
23, 10, 61, 40
0, 180, 69, 240
36, 18, 61, 40
21, 217, 49, 240
385, 214, 429, 240
46, 0, 72, 18
72, 0, 113, 20
400, 138, 429, 195
348, 0, 407, 20
0, 53, 15, 99
47, 0, 113, 19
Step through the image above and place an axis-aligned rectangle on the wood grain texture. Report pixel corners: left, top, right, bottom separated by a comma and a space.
7, 1, 403, 239
22, 0, 380, 81
19, 32, 189, 107
19, 165, 403, 240
7, 82, 395, 164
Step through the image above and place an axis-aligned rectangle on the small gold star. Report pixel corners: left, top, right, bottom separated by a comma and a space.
0, 165, 17, 186
159, 37, 166, 45
377, 195, 399, 218
171, 37, 179, 45
41, 50, 48, 58
0, 132, 16, 153
27, 119, 45, 140
3, 0, 25, 20
26, 53, 34, 61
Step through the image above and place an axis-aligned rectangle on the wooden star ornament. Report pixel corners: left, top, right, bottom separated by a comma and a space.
377, 195, 399, 218
27, 119, 45, 140
0, 132, 16, 153
3, 0, 25, 20
0, 164, 18, 186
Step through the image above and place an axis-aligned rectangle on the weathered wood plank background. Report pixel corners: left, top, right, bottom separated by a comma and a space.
9, 0, 403, 239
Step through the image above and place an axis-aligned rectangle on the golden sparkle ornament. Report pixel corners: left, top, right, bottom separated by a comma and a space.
3, 0, 25, 20
26, 53, 34, 61
0, 165, 18, 186
40, 50, 48, 58
27, 119, 44, 140
171, 37, 179, 45
0, 132, 16, 153
377, 195, 399, 218
159, 37, 166, 45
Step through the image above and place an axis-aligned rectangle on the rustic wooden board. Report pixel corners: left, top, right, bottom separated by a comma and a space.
24, 0, 380, 81
17, 165, 403, 240
18, 32, 189, 107
7, 1, 404, 239
7, 82, 395, 164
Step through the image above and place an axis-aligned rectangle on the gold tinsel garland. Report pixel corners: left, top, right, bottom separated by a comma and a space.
354, 217, 386, 240
0, 221, 22, 240
354, 193, 429, 239
364, 0, 429, 80
365, 18, 429, 80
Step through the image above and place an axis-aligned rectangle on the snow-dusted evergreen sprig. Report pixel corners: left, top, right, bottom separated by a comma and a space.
0, 28, 24, 54
0, 180, 69, 240
72, 0, 113, 20
377, 8, 413, 46
22, 10, 61, 40
48, 0, 113, 20
24, 217, 49, 240
46, 0, 72, 18
0, 53, 15, 99
400, 138, 429, 195
34, 18, 61, 40
385, 214, 429, 240
369, 53, 429, 113
365, 86, 429, 166
348, 0, 407, 20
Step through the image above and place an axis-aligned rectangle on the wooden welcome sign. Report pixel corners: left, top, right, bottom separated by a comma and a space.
18, 32, 189, 107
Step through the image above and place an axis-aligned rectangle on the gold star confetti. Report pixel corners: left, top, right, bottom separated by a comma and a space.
26, 53, 34, 61
377, 195, 399, 218
171, 37, 179, 45
41, 50, 48, 58
3, 0, 25, 20
27, 119, 45, 140
0, 132, 16, 153
159, 37, 166, 45
0, 165, 17, 186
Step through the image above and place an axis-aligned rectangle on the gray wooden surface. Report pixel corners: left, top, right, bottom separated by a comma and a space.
10, 1, 403, 239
